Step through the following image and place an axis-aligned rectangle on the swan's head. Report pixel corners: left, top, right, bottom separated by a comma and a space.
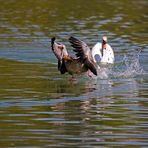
102, 36, 107, 44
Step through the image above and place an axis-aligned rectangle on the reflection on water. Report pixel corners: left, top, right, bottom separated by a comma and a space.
0, 59, 147, 147
0, 0, 148, 147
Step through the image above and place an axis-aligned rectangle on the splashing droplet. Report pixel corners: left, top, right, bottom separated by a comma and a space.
95, 49, 144, 79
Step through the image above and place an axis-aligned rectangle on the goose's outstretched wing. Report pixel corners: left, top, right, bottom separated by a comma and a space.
69, 36, 97, 76
51, 37, 68, 74
51, 37, 68, 61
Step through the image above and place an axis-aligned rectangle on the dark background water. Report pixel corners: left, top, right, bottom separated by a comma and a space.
0, 0, 148, 147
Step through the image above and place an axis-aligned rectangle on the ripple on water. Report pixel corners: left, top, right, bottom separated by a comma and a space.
0, 0, 148, 147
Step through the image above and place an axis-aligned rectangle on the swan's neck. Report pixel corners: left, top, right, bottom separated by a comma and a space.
101, 42, 107, 56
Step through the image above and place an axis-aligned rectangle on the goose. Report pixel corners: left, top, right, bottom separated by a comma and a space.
51, 37, 97, 79
92, 36, 114, 64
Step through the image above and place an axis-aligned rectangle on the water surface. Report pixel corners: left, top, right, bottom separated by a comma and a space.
0, 0, 148, 147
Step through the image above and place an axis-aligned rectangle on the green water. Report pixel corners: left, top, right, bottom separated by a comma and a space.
0, 0, 148, 147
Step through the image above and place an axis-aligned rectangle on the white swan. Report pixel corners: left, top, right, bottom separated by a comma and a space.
92, 36, 114, 64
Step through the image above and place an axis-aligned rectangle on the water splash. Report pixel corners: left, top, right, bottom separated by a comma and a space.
96, 49, 144, 79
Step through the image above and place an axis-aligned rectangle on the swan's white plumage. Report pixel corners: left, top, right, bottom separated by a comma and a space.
92, 42, 114, 64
